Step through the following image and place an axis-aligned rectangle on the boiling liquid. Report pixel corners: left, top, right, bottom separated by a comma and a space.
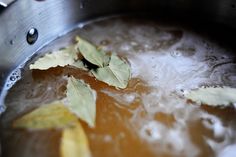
1, 18, 236, 157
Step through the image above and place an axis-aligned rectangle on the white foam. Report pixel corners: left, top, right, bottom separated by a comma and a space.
101, 90, 137, 105
201, 113, 227, 138
218, 144, 236, 157
139, 121, 163, 142
139, 120, 199, 157
129, 52, 209, 91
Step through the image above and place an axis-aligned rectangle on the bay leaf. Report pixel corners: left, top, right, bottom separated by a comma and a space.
13, 101, 78, 129
60, 122, 91, 157
66, 76, 96, 127
29, 45, 78, 70
70, 60, 88, 71
91, 54, 131, 89
185, 86, 236, 106
75, 36, 109, 67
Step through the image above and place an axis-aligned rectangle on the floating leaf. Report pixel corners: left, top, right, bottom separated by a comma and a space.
29, 46, 78, 70
75, 36, 109, 67
185, 86, 236, 106
13, 101, 78, 129
92, 54, 131, 89
60, 122, 91, 157
66, 76, 96, 127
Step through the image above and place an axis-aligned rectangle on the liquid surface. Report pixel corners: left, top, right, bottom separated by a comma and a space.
1, 18, 236, 157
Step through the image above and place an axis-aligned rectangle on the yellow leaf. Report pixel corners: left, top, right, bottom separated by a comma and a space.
13, 101, 78, 129
60, 122, 91, 157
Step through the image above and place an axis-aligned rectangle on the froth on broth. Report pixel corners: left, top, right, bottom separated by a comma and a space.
1, 17, 236, 157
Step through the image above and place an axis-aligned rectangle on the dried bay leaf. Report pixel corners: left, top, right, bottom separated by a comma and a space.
30, 46, 79, 70
75, 36, 109, 67
92, 54, 131, 89
13, 101, 78, 129
70, 60, 88, 71
13, 100, 92, 157
60, 122, 91, 157
185, 86, 236, 106
66, 76, 96, 127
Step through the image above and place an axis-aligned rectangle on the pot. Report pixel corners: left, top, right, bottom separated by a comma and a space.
1, 1, 236, 156
1, 0, 236, 111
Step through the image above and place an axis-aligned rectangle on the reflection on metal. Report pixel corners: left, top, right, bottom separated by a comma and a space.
0, 0, 16, 7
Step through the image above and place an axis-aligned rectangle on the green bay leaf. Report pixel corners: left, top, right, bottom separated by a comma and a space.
185, 86, 236, 106
92, 54, 131, 89
66, 76, 96, 127
75, 36, 109, 67
13, 101, 78, 129
60, 121, 91, 157
30, 46, 78, 70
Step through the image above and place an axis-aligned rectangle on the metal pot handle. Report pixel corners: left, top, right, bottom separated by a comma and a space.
0, 0, 15, 7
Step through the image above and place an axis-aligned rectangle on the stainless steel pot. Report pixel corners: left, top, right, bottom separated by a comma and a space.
0, 0, 236, 112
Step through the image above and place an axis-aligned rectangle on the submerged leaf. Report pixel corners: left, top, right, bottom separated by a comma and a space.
29, 46, 78, 70
13, 101, 78, 129
60, 122, 91, 157
75, 36, 109, 67
66, 76, 96, 127
185, 86, 236, 106
92, 54, 131, 89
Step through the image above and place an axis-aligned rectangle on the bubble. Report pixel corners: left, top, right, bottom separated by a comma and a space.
9, 76, 16, 81
4, 69, 21, 90
170, 50, 182, 57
